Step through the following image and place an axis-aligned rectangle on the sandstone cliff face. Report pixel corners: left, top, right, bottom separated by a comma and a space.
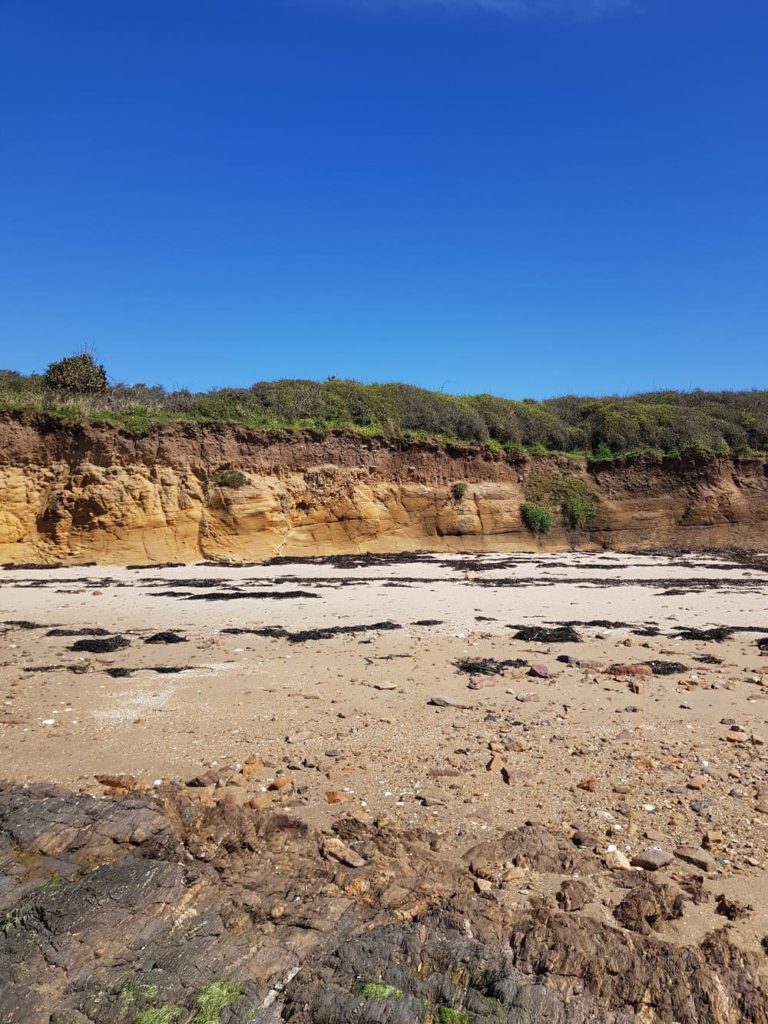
0, 414, 767, 564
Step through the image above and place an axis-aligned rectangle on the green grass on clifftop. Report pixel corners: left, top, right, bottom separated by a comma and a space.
1, 369, 767, 460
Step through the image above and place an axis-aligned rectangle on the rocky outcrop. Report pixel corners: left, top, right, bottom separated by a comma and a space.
1, 414, 767, 564
1, 781, 767, 1023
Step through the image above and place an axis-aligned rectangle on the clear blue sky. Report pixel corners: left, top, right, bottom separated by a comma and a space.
1, 0, 766, 398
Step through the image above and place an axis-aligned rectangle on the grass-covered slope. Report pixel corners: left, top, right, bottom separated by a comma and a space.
2, 368, 767, 459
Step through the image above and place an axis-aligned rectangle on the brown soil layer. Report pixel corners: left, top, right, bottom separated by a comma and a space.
1, 414, 767, 564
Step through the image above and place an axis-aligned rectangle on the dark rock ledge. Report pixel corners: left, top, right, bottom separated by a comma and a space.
0, 781, 766, 1024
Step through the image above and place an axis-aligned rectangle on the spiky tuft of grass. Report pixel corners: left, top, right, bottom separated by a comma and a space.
436, 1007, 471, 1024
192, 981, 242, 1024
361, 983, 404, 1001
133, 1007, 181, 1024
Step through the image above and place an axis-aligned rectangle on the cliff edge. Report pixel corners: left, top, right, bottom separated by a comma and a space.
1, 414, 767, 564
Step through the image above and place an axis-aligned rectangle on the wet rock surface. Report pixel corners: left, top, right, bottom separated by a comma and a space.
1, 782, 767, 1024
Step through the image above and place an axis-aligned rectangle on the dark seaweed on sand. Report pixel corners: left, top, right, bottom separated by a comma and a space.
510, 624, 582, 644
144, 631, 187, 644
645, 660, 689, 676
1, 563, 65, 570
758, 637, 768, 651
1, 562, 95, 570
412, 619, 443, 626
69, 636, 131, 654
455, 657, 528, 676
288, 621, 401, 643
126, 563, 185, 570
183, 590, 319, 601
694, 654, 723, 665
555, 619, 661, 637
47, 627, 110, 637
106, 665, 192, 677
674, 626, 736, 642
221, 626, 289, 638
264, 552, 435, 569
567, 619, 634, 629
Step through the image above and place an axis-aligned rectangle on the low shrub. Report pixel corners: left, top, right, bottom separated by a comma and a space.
451, 482, 467, 501
525, 473, 597, 530
521, 502, 552, 534
43, 352, 107, 394
557, 477, 597, 529
213, 470, 249, 489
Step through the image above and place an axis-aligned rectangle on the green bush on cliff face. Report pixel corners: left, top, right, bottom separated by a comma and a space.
451, 482, 467, 501
556, 477, 597, 529
521, 502, 552, 534
213, 470, 249, 489
525, 473, 597, 531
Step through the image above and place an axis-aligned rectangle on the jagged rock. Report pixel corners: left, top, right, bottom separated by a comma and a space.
556, 879, 594, 911
715, 893, 754, 920
94, 774, 140, 792
465, 823, 599, 880
321, 836, 366, 868
1, 783, 768, 1024
614, 879, 684, 934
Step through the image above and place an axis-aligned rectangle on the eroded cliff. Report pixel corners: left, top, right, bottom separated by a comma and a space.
1, 414, 767, 564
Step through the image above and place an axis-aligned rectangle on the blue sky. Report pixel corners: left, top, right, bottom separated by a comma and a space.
1, 0, 766, 398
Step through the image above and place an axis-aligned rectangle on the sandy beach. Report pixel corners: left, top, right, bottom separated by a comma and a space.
2, 550, 768, 951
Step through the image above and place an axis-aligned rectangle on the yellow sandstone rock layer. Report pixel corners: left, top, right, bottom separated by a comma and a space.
0, 414, 766, 564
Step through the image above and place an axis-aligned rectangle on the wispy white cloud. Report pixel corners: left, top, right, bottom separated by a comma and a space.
313, 0, 638, 18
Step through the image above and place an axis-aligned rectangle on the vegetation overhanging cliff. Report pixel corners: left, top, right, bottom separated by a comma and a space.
3, 368, 768, 459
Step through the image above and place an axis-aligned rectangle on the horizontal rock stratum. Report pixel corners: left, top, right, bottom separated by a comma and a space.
1, 414, 767, 564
